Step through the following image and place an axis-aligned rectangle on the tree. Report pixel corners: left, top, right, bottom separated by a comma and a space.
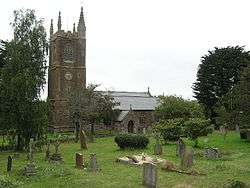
217, 65, 250, 130
193, 46, 250, 126
155, 95, 204, 121
68, 84, 119, 140
0, 9, 47, 150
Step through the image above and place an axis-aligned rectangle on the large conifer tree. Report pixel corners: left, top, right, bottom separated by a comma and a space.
193, 46, 250, 125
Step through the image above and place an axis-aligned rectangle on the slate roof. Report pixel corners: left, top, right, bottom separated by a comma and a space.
104, 91, 159, 111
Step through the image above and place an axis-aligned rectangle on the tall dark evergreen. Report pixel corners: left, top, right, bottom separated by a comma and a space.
193, 46, 250, 125
0, 9, 48, 150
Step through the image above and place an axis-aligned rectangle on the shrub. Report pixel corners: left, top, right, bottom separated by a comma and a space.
114, 134, 149, 149
240, 129, 249, 139
184, 118, 211, 147
153, 119, 184, 142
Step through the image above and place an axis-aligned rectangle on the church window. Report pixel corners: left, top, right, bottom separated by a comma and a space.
63, 44, 73, 63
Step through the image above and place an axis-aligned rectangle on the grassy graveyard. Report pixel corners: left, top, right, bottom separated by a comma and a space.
0, 131, 250, 188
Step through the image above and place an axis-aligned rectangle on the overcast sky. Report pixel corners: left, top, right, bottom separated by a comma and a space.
1, 0, 250, 99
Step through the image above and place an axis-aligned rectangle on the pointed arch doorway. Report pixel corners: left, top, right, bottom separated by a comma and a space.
128, 120, 134, 133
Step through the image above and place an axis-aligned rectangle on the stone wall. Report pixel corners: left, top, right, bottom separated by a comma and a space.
114, 110, 155, 133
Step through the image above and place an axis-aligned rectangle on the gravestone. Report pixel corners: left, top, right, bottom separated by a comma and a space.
235, 125, 240, 133
143, 128, 146, 134
75, 153, 84, 168
176, 138, 186, 158
7, 156, 12, 172
23, 138, 37, 176
50, 140, 63, 162
45, 142, 51, 161
27, 138, 34, 161
246, 131, 250, 141
80, 129, 88, 150
89, 153, 100, 172
154, 136, 162, 155
220, 126, 226, 134
204, 147, 219, 159
142, 162, 157, 188
181, 149, 194, 169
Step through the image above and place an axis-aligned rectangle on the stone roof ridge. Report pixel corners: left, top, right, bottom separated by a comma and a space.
102, 90, 151, 97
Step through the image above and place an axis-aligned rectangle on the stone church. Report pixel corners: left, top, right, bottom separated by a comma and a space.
48, 7, 158, 133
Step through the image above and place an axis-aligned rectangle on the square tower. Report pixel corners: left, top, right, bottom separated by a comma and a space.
48, 8, 86, 132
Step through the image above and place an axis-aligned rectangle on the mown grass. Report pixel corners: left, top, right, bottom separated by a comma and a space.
0, 131, 250, 188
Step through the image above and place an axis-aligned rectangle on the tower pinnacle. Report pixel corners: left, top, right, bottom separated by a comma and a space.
58, 11, 62, 31
77, 6, 86, 37
50, 19, 54, 38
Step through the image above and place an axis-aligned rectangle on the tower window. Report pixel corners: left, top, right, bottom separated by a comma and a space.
63, 44, 73, 63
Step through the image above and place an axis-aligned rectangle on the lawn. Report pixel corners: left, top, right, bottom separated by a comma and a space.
0, 131, 250, 188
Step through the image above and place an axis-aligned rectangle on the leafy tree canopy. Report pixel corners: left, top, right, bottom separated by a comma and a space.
155, 95, 204, 121
193, 46, 250, 125
0, 9, 47, 150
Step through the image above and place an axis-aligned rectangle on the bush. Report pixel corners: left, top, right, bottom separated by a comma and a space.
240, 129, 248, 139
184, 118, 211, 147
153, 119, 184, 142
114, 134, 149, 149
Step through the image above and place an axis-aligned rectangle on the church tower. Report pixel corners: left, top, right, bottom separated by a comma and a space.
48, 7, 86, 132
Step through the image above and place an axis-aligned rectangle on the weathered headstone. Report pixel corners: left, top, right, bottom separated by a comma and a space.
143, 128, 146, 134
235, 125, 240, 133
220, 126, 226, 134
246, 131, 250, 141
176, 138, 186, 158
89, 153, 100, 172
154, 136, 162, 155
7, 156, 12, 172
45, 142, 51, 161
181, 149, 194, 169
142, 162, 157, 188
27, 138, 34, 161
80, 129, 88, 150
50, 140, 63, 162
204, 147, 219, 159
75, 153, 84, 168
23, 138, 37, 176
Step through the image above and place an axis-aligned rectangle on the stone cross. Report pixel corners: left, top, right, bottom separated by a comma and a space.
7, 155, 12, 172
154, 136, 162, 155
142, 162, 157, 188
176, 138, 186, 158
181, 149, 194, 169
75, 153, 84, 168
89, 153, 99, 172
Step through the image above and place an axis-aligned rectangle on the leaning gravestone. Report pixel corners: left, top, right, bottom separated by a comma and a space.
154, 136, 162, 155
7, 156, 12, 172
80, 129, 88, 150
176, 138, 186, 158
204, 147, 219, 159
89, 153, 100, 172
181, 149, 194, 169
142, 162, 157, 188
75, 153, 84, 169
23, 138, 37, 176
